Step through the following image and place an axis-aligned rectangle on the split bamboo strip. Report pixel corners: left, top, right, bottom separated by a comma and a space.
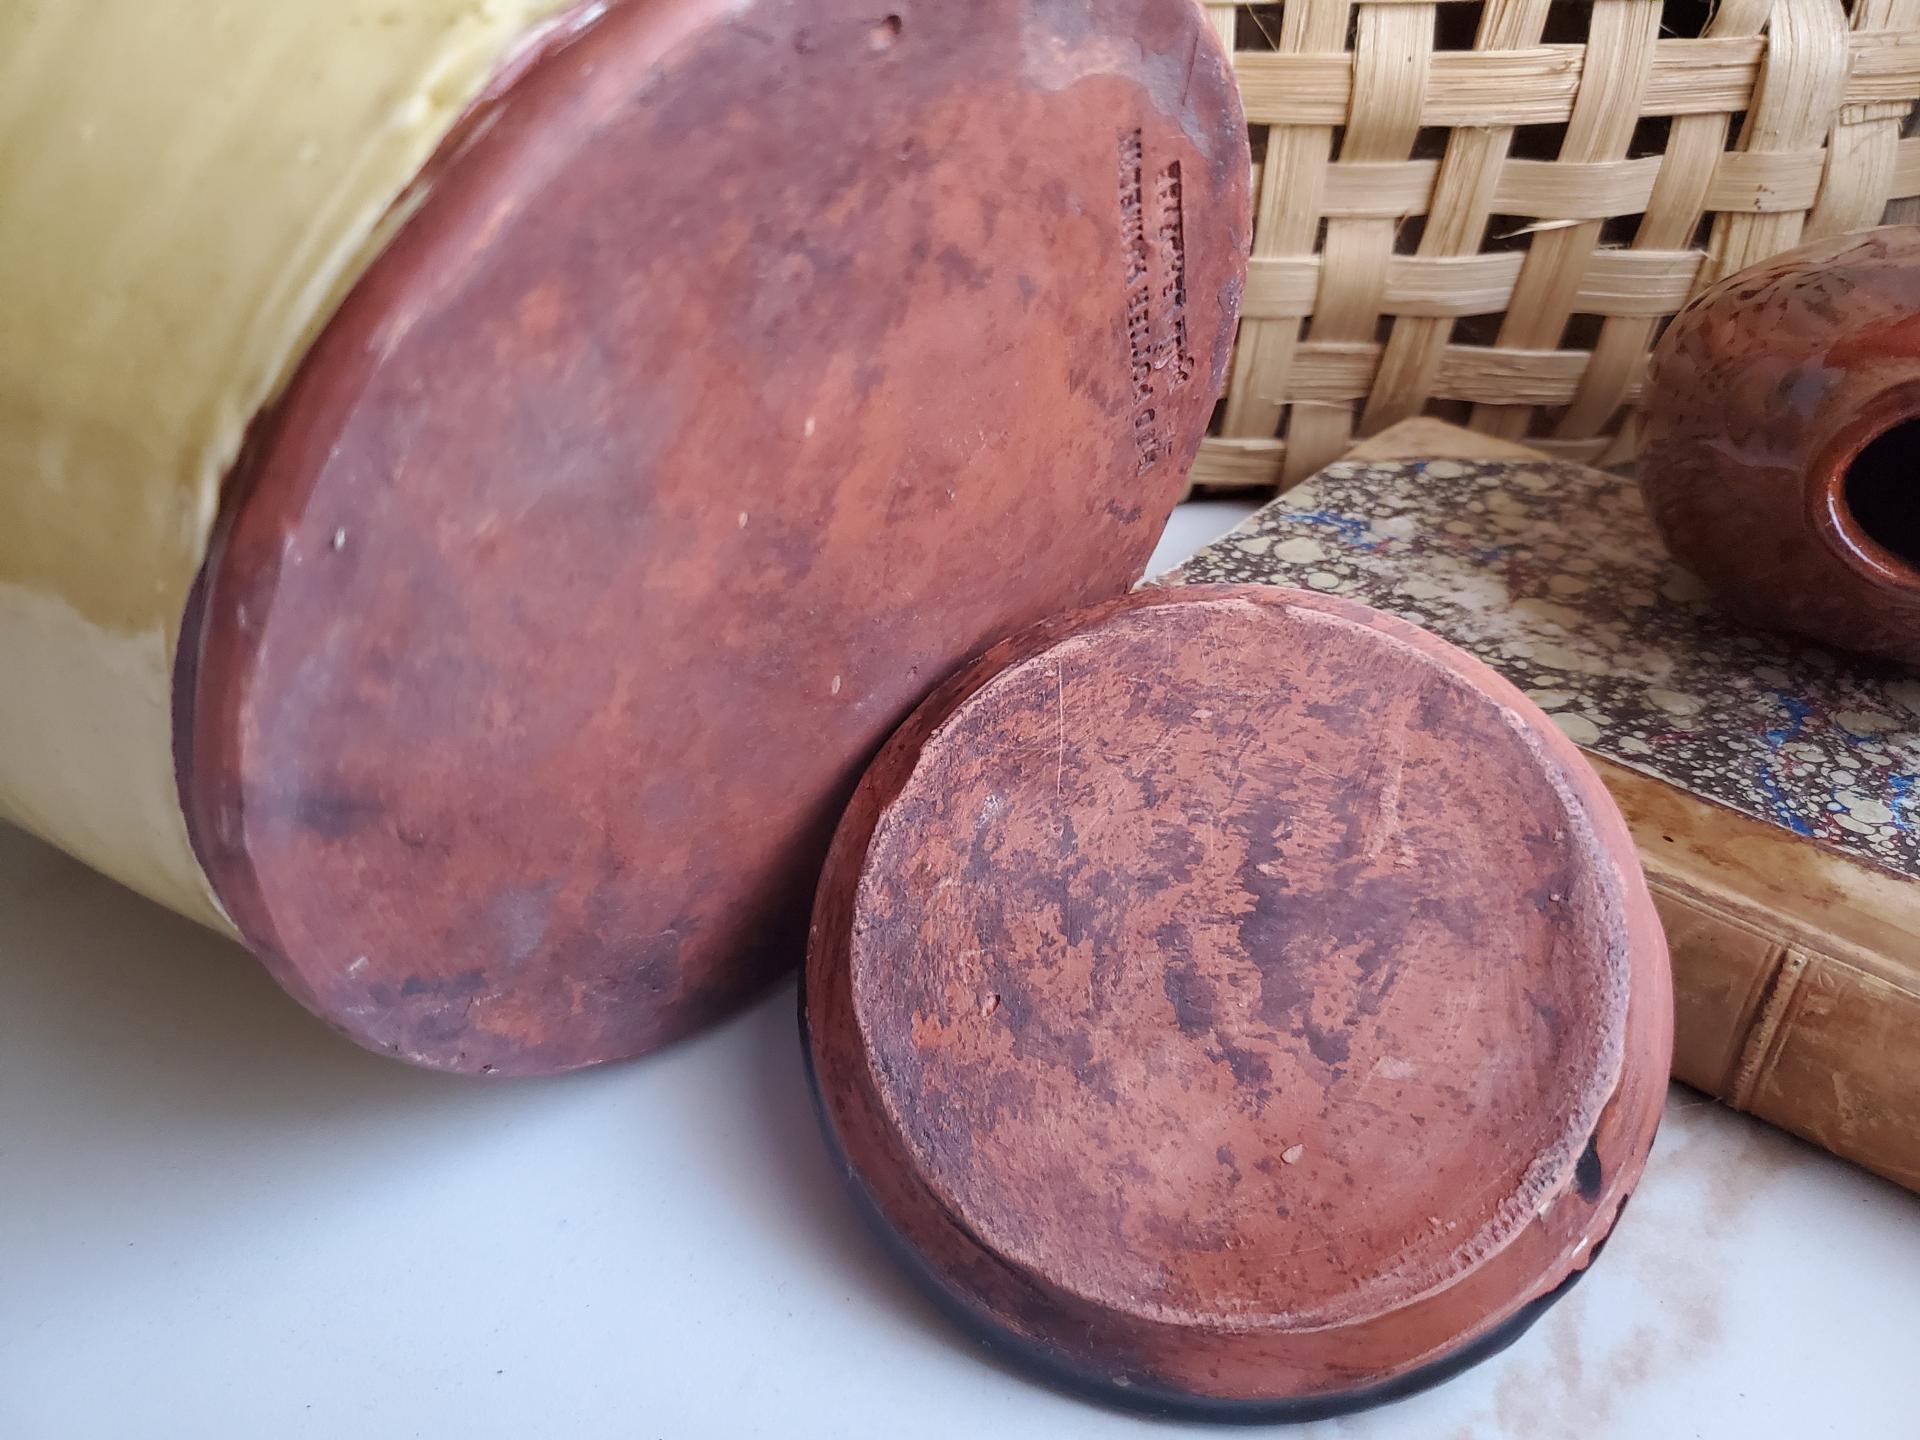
1199, 0, 1920, 490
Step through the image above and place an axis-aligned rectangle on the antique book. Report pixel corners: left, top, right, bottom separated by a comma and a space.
1171, 419, 1920, 1193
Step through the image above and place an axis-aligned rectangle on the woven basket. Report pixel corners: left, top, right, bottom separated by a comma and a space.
1196, 0, 1920, 490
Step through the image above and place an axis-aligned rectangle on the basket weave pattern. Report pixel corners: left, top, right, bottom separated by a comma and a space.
1198, 0, 1920, 490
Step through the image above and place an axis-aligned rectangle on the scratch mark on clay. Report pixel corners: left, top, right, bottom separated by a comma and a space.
1362, 734, 1408, 862
1053, 661, 1068, 810
1179, 32, 1200, 111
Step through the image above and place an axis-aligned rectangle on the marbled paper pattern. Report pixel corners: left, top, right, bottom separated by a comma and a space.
1177, 456, 1920, 880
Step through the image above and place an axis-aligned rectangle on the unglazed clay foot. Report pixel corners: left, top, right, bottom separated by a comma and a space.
175, 0, 1249, 1073
805, 584, 1670, 1419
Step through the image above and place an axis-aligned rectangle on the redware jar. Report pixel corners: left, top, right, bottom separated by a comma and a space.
1639, 225, 1920, 664
0, 0, 1249, 1074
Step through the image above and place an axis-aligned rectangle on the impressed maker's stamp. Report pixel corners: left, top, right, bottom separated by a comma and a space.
1117, 129, 1194, 474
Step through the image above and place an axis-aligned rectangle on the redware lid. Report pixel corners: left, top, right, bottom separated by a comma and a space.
805, 583, 1671, 1420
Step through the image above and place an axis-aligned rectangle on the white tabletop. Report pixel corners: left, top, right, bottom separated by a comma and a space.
5, 505, 1917, 1438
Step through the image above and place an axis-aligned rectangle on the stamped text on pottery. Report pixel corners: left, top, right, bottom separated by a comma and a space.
1118, 131, 1192, 473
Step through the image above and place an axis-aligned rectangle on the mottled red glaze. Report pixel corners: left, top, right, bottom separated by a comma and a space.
177, 0, 1250, 1074
1641, 225, 1920, 663
806, 584, 1670, 1413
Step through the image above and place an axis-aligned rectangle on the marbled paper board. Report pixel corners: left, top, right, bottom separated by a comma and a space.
1177, 454, 1920, 881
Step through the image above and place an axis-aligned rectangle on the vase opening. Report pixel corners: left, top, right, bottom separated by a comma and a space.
1841, 415, 1920, 574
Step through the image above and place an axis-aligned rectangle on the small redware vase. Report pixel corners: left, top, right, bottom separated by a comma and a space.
1639, 225, 1920, 664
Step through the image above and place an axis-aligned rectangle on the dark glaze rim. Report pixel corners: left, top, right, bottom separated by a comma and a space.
1808, 377, 1920, 597
799, 978, 1623, 1425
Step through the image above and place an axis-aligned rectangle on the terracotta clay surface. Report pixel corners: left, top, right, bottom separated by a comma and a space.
1211, 418, 1920, 1195
1640, 225, 1920, 663
177, 0, 1249, 1073
805, 584, 1670, 1419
